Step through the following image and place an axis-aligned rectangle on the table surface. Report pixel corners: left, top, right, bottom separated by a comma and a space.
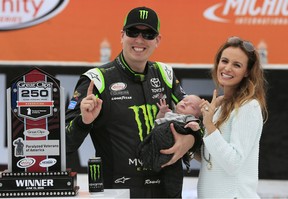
75, 174, 130, 198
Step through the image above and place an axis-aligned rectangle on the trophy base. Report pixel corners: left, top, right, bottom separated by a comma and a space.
0, 169, 79, 198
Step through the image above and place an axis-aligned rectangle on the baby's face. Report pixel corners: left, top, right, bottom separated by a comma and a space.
175, 95, 201, 117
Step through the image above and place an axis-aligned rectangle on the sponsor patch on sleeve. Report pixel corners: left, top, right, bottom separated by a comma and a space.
68, 100, 77, 110
73, 91, 81, 100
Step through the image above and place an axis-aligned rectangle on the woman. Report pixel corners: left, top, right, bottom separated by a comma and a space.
197, 36, 268, 198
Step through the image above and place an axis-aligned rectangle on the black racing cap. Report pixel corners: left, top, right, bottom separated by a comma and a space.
123, 6, 160, 33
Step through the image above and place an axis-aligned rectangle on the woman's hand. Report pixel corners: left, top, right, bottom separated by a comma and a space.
200, 89, 218, 134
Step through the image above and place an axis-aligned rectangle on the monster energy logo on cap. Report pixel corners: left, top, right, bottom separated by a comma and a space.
123, 6, 160, 33
139, 10, 148, 20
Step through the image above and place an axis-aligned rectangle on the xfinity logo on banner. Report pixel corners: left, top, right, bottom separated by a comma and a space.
204, 0, 288, 25
0, 0, 69, 30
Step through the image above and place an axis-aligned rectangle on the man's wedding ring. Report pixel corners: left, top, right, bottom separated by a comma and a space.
205, 106, 209, 111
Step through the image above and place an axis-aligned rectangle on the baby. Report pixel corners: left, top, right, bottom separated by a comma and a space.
155, 94, 202, 131
138, 94, 203, 171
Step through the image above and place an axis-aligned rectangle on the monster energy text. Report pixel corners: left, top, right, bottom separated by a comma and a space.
88, 157, 104, 192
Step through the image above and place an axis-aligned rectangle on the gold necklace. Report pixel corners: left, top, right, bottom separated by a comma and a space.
202, 145, 212, 170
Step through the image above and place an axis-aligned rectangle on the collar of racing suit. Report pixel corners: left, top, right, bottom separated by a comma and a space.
115, 52, 148, 82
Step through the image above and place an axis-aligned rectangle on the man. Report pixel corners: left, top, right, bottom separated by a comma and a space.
65, 6, 196, 198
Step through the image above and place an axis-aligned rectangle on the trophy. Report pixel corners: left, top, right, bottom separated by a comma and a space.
0, 67, 79, 197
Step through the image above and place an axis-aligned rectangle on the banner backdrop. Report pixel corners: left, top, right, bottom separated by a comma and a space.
0, 0, 287, 64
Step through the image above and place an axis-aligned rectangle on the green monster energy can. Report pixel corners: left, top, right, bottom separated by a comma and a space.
88, 157, 104, 192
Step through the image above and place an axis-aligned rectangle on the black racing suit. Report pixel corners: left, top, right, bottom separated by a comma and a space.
65, 52, 186, 198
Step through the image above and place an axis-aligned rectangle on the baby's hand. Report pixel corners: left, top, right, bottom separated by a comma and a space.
156, 98, 172, 119
185, 121, 200, 131
157, 99, 171, 113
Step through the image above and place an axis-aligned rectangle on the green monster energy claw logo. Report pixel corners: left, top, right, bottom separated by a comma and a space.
129, 104, 158, 141
89, 164, 101, 181
139, 10, 148, 20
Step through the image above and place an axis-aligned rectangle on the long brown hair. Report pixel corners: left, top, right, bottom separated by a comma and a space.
211, 37, 268, 128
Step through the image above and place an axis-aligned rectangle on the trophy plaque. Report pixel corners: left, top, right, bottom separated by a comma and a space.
0, 67, 79, 197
